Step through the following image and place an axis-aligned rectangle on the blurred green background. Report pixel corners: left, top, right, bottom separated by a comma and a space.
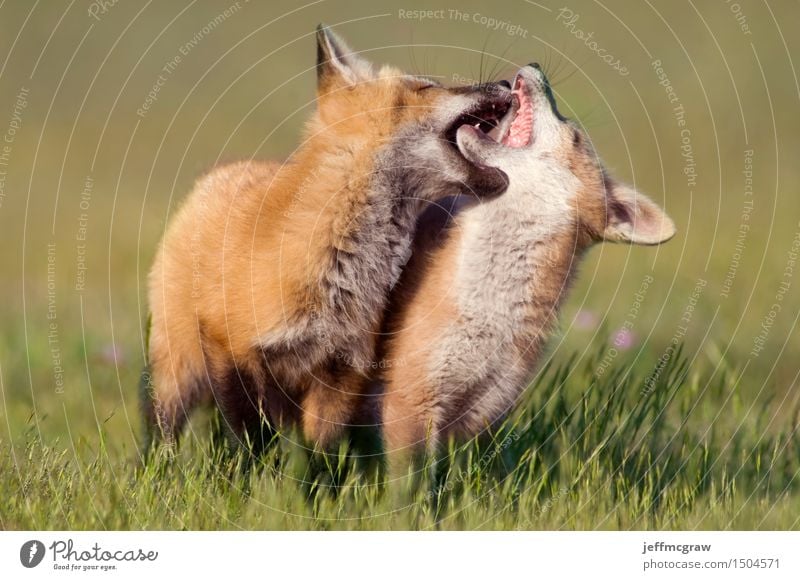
0, 0, 797, 455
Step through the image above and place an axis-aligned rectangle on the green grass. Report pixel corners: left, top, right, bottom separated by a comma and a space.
2, 347, 798, 530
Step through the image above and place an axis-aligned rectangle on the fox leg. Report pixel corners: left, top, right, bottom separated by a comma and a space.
142, 316, 208, 454
301, 386, 357, 450
300, 366, 367, 450
212, 361, 278, 457
143, 358, 206, 452
382, 388, 438, 478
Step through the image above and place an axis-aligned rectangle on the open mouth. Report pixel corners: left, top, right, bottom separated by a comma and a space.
448, 75, 534, 160
499, 75, 534, 148
444, 94, 512, 154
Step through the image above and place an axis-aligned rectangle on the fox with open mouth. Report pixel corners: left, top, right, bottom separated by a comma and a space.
378, 64, 676, 469
144, 26, 514, 452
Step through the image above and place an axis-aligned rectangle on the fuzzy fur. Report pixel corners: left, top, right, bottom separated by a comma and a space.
144, 26, 511, 451
377, 65, 676, 468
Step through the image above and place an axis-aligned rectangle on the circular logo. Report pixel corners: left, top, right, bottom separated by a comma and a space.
20, 540, 46, 568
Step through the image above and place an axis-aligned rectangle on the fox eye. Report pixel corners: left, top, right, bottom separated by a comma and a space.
409, 78, 440, 91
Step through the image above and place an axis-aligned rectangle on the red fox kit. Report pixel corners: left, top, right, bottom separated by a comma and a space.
379, 64, 676, 467
144, 26, 514, 452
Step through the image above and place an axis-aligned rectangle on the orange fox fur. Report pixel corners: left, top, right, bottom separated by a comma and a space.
144, 26, 512, 453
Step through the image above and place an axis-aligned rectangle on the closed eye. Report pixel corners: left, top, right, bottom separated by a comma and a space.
408, 77, 441, 91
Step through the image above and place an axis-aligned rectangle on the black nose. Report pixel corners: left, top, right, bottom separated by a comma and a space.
497, 79, 511, 89
528, 62, 541, 70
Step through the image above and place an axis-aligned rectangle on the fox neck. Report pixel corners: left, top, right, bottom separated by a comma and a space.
308, 151, 427, 366
321, 180, 421, 286
296, 135, 428, 298
455, 191, 585, 354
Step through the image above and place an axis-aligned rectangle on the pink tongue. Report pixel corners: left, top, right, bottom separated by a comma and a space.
502, 88, 532, 148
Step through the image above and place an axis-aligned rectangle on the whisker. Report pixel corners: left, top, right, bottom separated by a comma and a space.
478, 35, 491, 85
486, 39, 516, 83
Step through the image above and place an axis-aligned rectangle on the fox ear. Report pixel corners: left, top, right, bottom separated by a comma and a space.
602, 181, 676, 245
315, 24, 373, 89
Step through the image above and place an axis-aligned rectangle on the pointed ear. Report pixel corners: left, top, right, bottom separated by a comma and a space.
602, 181, 676, 245
315, 24, 373, 89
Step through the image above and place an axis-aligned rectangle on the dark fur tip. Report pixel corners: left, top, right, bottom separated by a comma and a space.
465, 165, 510, 199
315, 25, 327, 79
315, 24, 338, 83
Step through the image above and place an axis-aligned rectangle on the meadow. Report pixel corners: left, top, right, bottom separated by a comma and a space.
1, 0, 799, 529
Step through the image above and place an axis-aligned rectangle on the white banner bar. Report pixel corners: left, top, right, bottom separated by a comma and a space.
1, 531, 798, 579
